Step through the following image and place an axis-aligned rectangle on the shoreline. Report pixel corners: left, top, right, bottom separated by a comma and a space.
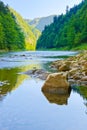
41, 50, 87, 95
51, 51, 87, 87
23, 50, 87, 88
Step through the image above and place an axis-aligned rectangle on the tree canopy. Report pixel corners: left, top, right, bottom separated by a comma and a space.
0, 1, 40, 51
0, 1, 25, 51
36, 0, 87, 50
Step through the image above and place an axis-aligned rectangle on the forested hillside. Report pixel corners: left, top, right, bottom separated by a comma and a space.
0, 1, 25, 51
9, 8, 41, 50
0, 1, 40, 51
37, 0, 87, 50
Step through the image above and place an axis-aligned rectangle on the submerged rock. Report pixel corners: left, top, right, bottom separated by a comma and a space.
23, 69, 51, 80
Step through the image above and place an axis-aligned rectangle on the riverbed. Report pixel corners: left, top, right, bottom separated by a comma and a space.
0, 51, 87, 130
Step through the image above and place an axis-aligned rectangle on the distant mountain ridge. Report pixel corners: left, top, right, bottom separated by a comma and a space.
25, 15, 56, 32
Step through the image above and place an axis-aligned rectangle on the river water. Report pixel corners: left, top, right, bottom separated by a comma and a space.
0, 51, 87, 130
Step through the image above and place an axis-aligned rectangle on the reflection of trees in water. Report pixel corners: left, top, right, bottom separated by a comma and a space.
0, 68, 28, 101
84, 101, 87, 114
42, 88, 71, 105
72, 86, 87, 114
72, 86, 87, 100
0, 63, 42, 101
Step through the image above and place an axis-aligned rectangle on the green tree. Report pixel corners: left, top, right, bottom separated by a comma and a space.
36, 0, 87, 50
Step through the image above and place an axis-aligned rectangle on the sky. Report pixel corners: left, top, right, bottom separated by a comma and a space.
2, 0, 82, 19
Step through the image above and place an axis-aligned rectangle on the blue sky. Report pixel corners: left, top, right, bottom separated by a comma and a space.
2, 0, 82, 19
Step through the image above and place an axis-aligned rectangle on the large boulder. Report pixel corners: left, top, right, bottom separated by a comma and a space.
42, 72, 70, 94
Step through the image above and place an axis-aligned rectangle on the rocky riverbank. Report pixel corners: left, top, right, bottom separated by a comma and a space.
51, 51, 87, 87
24, 51, 87, 94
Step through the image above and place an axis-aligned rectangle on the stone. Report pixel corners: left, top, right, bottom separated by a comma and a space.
72, 73, 82, 80
37, 72, 50, 80
84, 70, 87, 76
68, 79, 76, 85
68, 68, 79, 77
81, 76, 87, 81
83, 62, 87, 70
20, 54, 26, 57
65, 61, 71, 65
23, 69, 50, 80
51, 60, 63, 69
49, 51, 87, 87
42, 72, 70, 94
59, 64, 70, 71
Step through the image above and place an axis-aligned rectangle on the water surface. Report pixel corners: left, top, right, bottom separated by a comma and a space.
0, 51, 87, 130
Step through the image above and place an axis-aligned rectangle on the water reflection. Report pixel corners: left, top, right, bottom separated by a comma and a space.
42, 88, 71, 105
72, 86, 87, 114
72, 86, 87, 100
0, 60, 43, 102
0, 68, 28, 101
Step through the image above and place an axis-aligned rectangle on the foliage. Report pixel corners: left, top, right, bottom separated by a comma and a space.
0, 0, 25, 51
72, 86, 87, 100
36, 0, 87, 50
0, 67, 27, 101
0, 1, 40, 51
30, 26, 41, 40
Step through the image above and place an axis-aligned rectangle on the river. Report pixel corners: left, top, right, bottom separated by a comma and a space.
0, 51, 87, 130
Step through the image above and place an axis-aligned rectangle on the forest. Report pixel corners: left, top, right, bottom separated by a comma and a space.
0, 1, 25, 51
0, 1, 40, 51
36, 0, 87, 50
10, 8, 40, 51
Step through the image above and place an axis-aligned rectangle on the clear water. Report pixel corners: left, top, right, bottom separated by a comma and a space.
0, 51, 87, 130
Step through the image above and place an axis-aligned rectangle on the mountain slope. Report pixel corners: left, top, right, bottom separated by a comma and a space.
25, 15, 56, 32
37, 1, 87, 50
0, 0, 41, 51
10, 8, 41, 50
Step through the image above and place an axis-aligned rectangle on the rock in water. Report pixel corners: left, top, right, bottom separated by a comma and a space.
42, 72, 70, 94
23, 69, 51, 80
